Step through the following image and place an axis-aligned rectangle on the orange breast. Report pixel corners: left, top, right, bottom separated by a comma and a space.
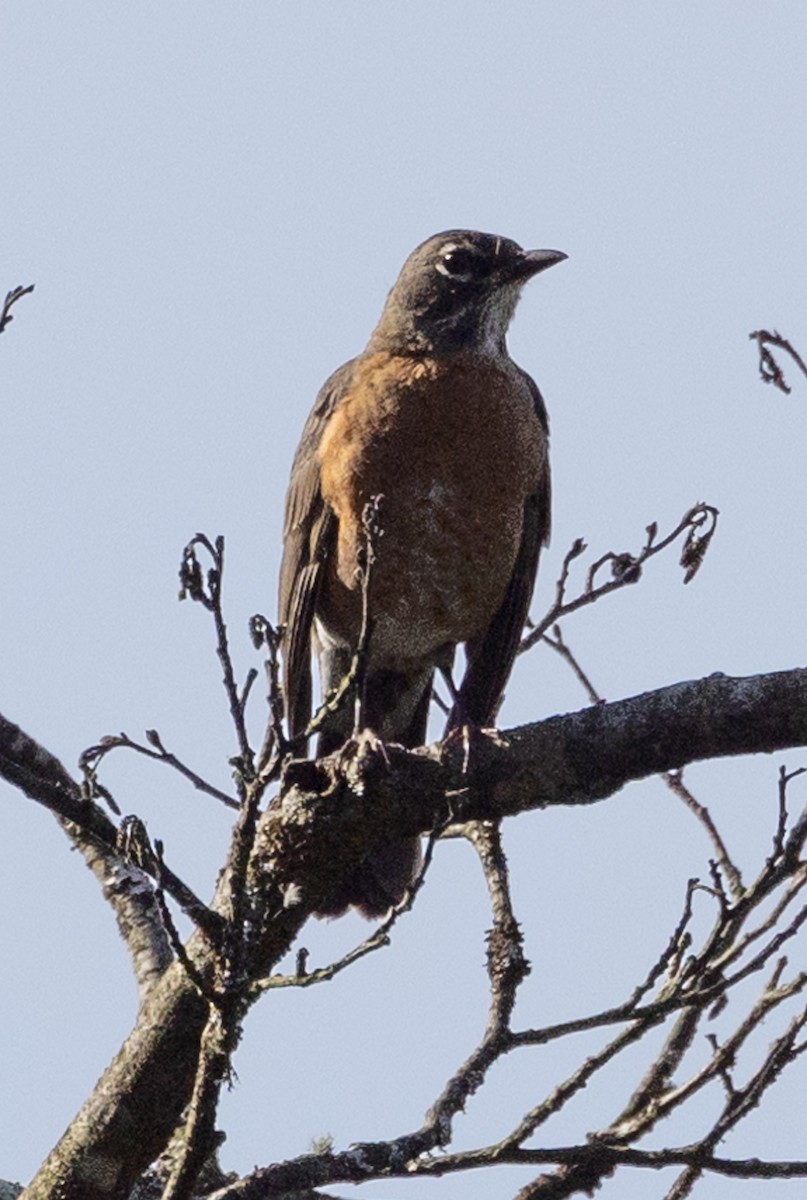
317, 350, 546, 668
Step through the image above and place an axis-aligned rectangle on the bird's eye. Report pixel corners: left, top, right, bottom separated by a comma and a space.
435, 246, 485, 282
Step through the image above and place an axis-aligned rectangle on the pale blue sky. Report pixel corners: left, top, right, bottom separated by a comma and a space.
3, 4, 807, 1196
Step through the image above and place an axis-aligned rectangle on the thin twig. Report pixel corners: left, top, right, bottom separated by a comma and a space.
771, 764, 807, 864
749, 329, 807, 395
664, 769, 744, 898
719, 865, 807, 972
506, 1016, 667, 1153
115, 816, 224, 945
164, 533, 279, 1198
541, 625, 604, 704
153, 839, 219, 1002
0, 283, 34, 334
251, 811, 445, 997
292, 496, 385, 749
179, 534, 254, 782
81, 731, 239, 810
353, 495, 383, 735
250, 615, 287, 775
521, 503, 718, 656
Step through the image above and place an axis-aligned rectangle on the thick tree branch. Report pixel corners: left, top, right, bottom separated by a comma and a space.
8, 664, 807, 1198
0, 715, 173, 997
0, 712, 221, 946
259, 668, 807, 904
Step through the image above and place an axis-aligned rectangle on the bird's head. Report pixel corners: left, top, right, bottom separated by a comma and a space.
368, 230, 567, 355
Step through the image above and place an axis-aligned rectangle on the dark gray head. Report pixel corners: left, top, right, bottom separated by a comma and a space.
367, 229, 567, 355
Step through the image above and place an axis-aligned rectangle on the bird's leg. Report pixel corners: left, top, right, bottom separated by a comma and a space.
439, 665, 477, 773
440, 666, 507, 773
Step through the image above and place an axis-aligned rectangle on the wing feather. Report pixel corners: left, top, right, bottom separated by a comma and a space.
455, 371, 551, 726
278, 360, 357, 739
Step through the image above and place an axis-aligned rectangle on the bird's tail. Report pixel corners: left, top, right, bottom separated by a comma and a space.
315, 835, 423, 919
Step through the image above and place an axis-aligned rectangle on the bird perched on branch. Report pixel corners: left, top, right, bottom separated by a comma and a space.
279, 229, 566, 916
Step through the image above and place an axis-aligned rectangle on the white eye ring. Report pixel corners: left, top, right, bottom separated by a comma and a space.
435, 243, 483, 282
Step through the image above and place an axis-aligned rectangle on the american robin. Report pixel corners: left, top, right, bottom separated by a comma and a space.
279, 229, 566, 917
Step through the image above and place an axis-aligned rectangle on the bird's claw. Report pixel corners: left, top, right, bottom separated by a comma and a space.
440, 722, 506, 773
334, 727, 391, 791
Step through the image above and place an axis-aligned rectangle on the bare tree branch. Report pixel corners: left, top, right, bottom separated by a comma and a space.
665, 768, 744, 898
0, 714, 173, 999
0, 284, 34, 334
521, 503, 719, 658
7, 471, 807, 1200
81, 731, 240, 811
750, 329, 807, 395
179, 534, 256, 785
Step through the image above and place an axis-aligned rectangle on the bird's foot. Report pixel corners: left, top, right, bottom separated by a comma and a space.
440, 722, 506, 774
334, 727, 390, 792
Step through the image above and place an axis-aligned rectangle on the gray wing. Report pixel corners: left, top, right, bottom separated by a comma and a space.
279, 359, 357, 739
455, 371, 551, 727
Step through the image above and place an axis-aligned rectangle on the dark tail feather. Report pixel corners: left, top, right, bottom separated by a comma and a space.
315, 836, 423, 919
